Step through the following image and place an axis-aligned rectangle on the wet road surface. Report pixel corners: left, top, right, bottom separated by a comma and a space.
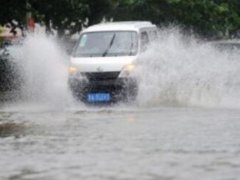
0, 105, 240, 180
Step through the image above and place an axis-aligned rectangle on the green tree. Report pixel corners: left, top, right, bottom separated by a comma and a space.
29, 0, 113, 37
0, 0, 26, 35
111, 0, 240, 38
0, 0, 240, 38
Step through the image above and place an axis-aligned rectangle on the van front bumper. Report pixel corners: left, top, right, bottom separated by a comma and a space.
68, 77, 138, 102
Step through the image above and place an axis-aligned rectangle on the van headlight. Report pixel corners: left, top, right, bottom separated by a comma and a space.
68, 66, 78, 75
119, 64, 136, 77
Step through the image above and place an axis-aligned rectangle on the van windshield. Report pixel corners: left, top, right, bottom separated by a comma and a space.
72, 31, 138, 57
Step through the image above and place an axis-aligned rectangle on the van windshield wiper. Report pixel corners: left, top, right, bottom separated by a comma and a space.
102, 34, 116, 57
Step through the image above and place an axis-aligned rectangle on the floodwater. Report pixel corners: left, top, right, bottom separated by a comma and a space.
1, 29, 240, 180
0, 106, 240, 180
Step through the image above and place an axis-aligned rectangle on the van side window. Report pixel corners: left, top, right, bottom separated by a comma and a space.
141, 31, 149, 52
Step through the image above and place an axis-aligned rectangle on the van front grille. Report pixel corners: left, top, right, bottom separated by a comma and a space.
83, 72, 120, 81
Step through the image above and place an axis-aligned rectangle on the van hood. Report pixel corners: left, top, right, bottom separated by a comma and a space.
70, 56, 137, 72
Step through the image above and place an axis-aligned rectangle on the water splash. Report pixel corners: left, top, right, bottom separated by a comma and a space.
5, 28, 240, 110
136, 28, 240, 108
8, 33, 74, 110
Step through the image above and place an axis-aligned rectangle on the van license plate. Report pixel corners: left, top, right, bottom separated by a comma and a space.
87, 93, 111, 102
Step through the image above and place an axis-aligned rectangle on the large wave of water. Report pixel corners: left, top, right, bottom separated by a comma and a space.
136, 28, 240, 108
5, 29, 240, 110
7, 33, 74, 110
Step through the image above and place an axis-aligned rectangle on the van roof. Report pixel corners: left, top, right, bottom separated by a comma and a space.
82, 21, 156, 33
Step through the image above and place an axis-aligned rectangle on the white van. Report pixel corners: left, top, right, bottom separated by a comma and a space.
68, 21, 157, 103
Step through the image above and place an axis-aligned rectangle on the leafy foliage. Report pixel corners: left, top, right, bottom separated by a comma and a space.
0, 0, 240, 38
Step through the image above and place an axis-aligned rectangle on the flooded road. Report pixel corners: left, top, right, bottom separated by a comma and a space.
0, 106, 240, 180
1, 30, 240, 179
